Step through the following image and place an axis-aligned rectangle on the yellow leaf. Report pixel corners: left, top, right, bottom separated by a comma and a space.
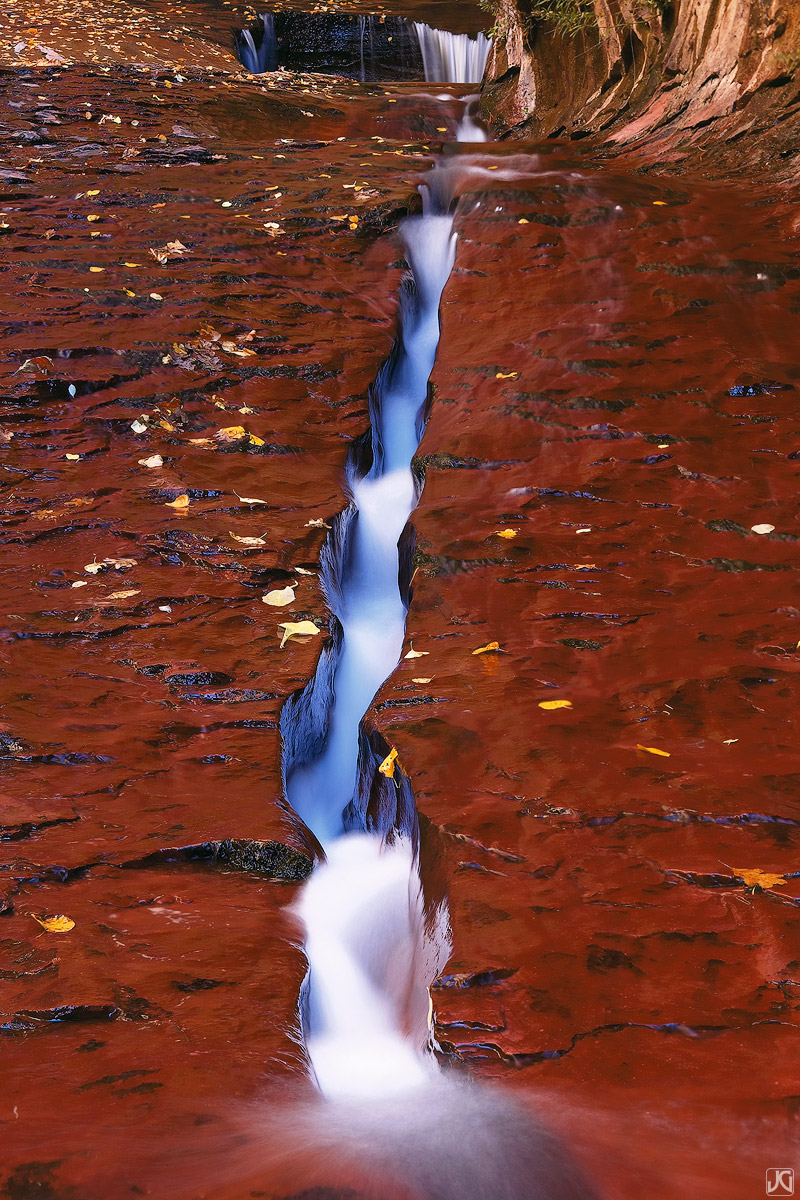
86, 189, 100, 196
248, 434, 265, 447
538, 699, 572, 710
496, 528, 517, 539
412, 677, 432, 684
89, 266, 104, 273
138, 454, 163, 468
217, 425, 246, 441
262, 586, 295, 606
65, 453, 81, 461
574, 563, 598, 570
165, 494, 190, 509
652, 200, 667, 206
86, 214, 99, 222
229, 531, 266, 546
279, 620, 320, 648
404, 648, 429, 659
106, 589, 140, 600
636, 744, 671, 757
495, 371, 518, 380
473, 641, 500, 655
31, 913, 75, 933
378, 747, 398, 778
733, 868, 787, 890
123, 288, 136, 297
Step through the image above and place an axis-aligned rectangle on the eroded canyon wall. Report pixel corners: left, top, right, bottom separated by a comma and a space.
481, 0, 800, 178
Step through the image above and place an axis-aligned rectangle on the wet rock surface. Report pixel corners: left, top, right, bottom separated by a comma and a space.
1, 1, 799, 1198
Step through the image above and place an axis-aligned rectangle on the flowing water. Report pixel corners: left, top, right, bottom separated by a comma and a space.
234, 12, 490, 83
1, 4, 799, 1198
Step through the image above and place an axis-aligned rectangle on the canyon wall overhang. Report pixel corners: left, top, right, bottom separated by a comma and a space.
481, 0, 800, 181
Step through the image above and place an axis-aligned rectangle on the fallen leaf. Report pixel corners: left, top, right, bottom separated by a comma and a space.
574, 563, 598, 570
221, 340, 256, 357
262, 586, 295, 606
304, 518, 330, 529
138, 454, 163, 468
404, 648, 429, 659
149, 292, 163, 301
636, 744, 671, 757
106, 589, 141, 600
473, 641, 500, 655
495, 371, 518, 380
131, 419, 148, 434
378, 747, 398, 778
279, 619, 320, 648
230, 531, 266, 546
165, 494, 190, 509
411, 677, 432, 684
234, 491, 266, 505
71, 580, 88, 589
295, 567, 316, 576
538, 699, 573, 710
496, 528, 517, 539
216, 425, 247, 441
65, 453, 82, 461
732, 868, 787, 890
85, 556, 137, 574
30, 913, 75, 933
751, 523, 775, 535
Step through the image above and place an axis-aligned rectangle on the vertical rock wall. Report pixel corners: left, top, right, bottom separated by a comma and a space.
481, 0, 800, 176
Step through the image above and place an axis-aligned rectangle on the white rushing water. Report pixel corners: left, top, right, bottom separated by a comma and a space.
269, 99, 598, 1200
414, 23, 491, 84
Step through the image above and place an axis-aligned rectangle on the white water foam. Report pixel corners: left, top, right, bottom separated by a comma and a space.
413, 23, 491, 84
295, 834, 448, 1101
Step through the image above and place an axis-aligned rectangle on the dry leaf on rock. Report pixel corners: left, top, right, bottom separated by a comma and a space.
30, 913, 75, 933
278, 620, 320, 649
139, 454, 163, 468
262, 586, 295, 606
473, 641, 500, 656
230, 531, 266, 547
378, 747, 398, 778
733, 868, 787, 890
636, 744, 671, 757
234, 491, 266, 506
165, 494, 190, 509
538, 699, 572, 710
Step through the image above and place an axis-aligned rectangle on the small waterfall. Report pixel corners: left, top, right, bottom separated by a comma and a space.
235, 12, 277, 73
234, 11, 489, 82
413, 22, 491, 84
